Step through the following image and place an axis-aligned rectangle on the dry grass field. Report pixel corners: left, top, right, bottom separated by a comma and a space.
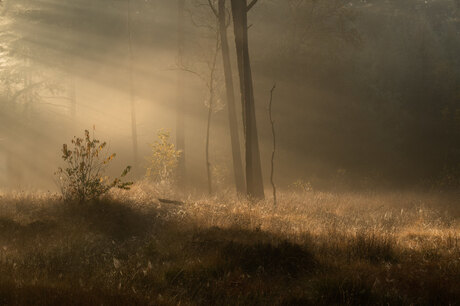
0, 184, 459, 305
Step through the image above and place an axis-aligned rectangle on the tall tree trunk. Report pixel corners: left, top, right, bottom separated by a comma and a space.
268, 84, 277, 207
176, 0, 186, 186
218, 0, 245, 195
127, 0, 138, 164
205, 27, 221, 195
230, 0, 264, 200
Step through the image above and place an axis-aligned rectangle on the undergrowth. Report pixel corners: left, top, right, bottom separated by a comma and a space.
0, 188, 458, 305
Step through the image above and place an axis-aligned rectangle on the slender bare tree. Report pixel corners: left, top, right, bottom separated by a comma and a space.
204, 29, 221, 195
175, 0, 221, 194
176, 0, 187, 186
182, 1, 222, 195
268, 84, 276, 207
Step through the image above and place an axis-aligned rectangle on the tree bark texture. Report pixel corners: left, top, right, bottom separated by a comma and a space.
230, 0, 264, 199
218, 0, 246, 195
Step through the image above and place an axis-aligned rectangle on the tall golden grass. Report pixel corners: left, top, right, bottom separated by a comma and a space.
0, 185, 458, 304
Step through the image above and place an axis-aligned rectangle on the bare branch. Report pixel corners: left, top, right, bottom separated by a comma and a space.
10, 81, 44, 103
185, 6, 216, 31
167, 66, 207, 86
247, 0, 258, 12
207, 0, 218, 17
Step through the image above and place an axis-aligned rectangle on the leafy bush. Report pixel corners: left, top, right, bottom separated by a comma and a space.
56, 128, 132, 202
146, 129, 181, 184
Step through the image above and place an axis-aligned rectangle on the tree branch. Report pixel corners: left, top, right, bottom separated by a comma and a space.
207, 0, 218, 17
247, 0, 258, 12
10, 81, 44, 103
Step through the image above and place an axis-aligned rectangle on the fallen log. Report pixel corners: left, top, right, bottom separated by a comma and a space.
158, 198, 184, 206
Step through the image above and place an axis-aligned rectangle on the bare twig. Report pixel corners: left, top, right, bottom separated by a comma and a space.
168, 66, 207, 85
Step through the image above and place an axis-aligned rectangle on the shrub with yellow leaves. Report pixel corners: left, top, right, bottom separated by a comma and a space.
55, 128, 132, 202
146, 129, 181, 185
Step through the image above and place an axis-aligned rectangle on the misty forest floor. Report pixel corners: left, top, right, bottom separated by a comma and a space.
0, 185, 459, 305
